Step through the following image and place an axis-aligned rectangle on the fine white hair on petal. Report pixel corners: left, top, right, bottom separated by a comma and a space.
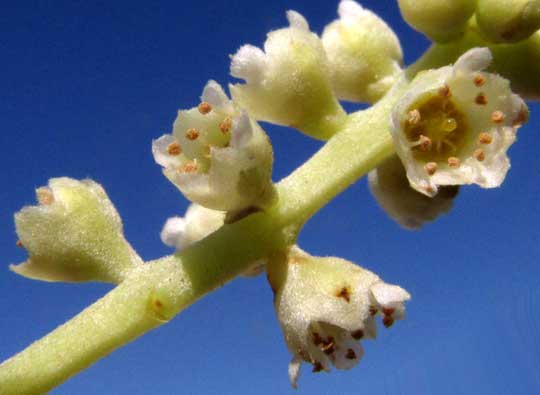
338, 0, 364, 19
370, 282, 411, 306
160, 217, 187, 249
152, 134, 179, 168
230, 45, 267, 84
453, 47, 492, 75
230, 112, 253, 148
286, 10, 309, 31
288, 356, 302, 389
201, 80, 230, 109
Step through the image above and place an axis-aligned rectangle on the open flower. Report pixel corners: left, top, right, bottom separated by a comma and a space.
392, 48, 528, 197
229, 11, 346, 140
267, 246, 410, 388
322, 0, 403, 102
368, 156, 458, 229
11, 178, 142, 283
153, 80, 276, 212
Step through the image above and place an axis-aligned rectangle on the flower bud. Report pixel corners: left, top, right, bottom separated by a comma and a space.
160, 203, 265, 277
369, 155, 458, 229
229, 11, 346, 140
476, 0, 540, 43
321, 0, 403, 102
153, 80, 276, 212
397, 0, 475, 42
11, 178, 142, 283
391, 48, 528, 197
267, 246, 410, 388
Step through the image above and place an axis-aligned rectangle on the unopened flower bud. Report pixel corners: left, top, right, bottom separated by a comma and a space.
322, 0, 403, 102
476, 0, 540, 43
153, 80, 276, 212
397, 0, 475, 42
391, 48, 528, 197
160, 203, 265, 277
229, 11, 346, 140
11, 178, 142, 283
368, 156, 458, 229
267, 247, 410, 388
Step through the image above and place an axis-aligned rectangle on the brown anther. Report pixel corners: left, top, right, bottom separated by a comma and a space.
491, 111, 505, 124
369, 306, 378, 316
382, 307, 395, 316
424, 162, 438, 176
478, 132, 492, 145
322, 341, 336, 355
351, 329, 364, 340
36, 188, 54, 205
473, 74, 486, 87
474, 148, 485, 162
312, 332, 323, 346
186, 128, 200, 140
197, 101, 212, 114
438, 85, 451, 98
407, 109, 421, 125
312, 362, 324, 373
345, 349, 357, 360
16, 240, 24, 248
513, 108, 529, 126
447, 157, 460, 168
336, 286, 351, 303
425, 185, 435, 194
475, 93, 488, 105
180, 160, 198, 173
417, 135, 432, 152
383, 316, 395, 328
154, 299, 164, 309
219, 117, 233, 134
166, 141, 182, 156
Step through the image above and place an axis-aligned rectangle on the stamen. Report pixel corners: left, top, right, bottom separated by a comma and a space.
475, 94, 488, 105
438, 85, 451, 98
447, 157, 460, 168
322, 339, 336, 355
383, 316, 394, 328
312, 332, 323, 346
491, 111, 505, 124
474, 74, 486, 87
180, 160, 198, 173
513, 107, 529, 126
345, 349, 357, 360
166, 141, 182, 155
411, 135, 432, 152
312, 362, 324, 373
351, 329, 364, 340
186, 128, 200, 140
219, 117, 233, 133
478, 132, 492, 144
336, 286, 351, 303
197, 102, 212, 114
425, 162, 438, 176
407, 109, 421, 125
16, 240, 24, 248
36, 187, 54, 205
474, 149, 485, 161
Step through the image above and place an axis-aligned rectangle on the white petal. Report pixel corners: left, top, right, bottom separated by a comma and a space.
286, 10, 309, 31
160, 217, 187, 250
230, 44, 267, 84
152, 134, 181, 168
337, 0, 364, 19
453, 47, 492, 75
201, 80, 230, 109
370, 282, 411, 306
332, 338, 364, 370
230, 112, 253, 148
288, 356, 302, 389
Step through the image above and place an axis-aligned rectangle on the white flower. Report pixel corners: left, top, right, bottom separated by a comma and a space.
11, 178, 142, 283
368, 156, 458, 229
229, 11, 346, 140
160, 203, 266, 277
321, 0, 403, 102
267, 246, 410, 388
153, 80, 276, 212
392, 48, 528, 197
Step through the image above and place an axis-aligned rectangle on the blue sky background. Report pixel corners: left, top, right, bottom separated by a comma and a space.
1, 1, 539, 394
